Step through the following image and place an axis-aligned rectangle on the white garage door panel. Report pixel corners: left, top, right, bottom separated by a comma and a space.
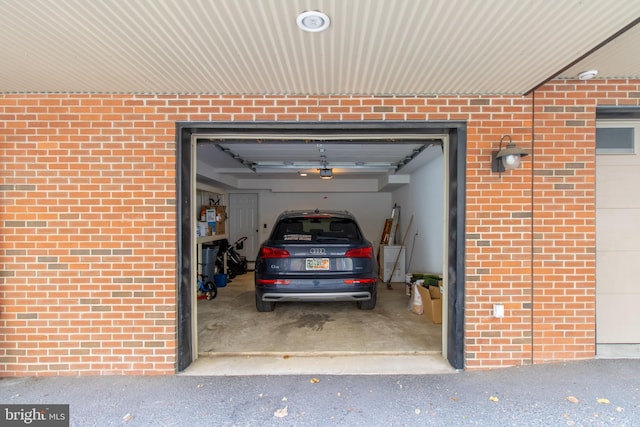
597, 294, 640, 343
596, 166, 640, 207
596, 209, 640, 251
596, 251, 640, 293
596, 152, 640, 167
596, 121, 640, 347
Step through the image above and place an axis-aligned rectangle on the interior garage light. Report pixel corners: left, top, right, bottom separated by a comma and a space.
319, 168, 333, 179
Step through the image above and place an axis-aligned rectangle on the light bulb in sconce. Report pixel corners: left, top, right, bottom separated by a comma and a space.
491, 135, 529, 175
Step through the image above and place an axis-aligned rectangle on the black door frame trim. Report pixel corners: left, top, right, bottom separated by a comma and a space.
176, 121, 466, 371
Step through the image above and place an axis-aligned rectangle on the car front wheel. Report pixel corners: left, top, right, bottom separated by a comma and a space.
255, 292, 275, 312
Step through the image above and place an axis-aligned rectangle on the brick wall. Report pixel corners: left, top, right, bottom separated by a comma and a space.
1, 82, 638, 375
465, 80, 640, 368
0, 95, 178, 375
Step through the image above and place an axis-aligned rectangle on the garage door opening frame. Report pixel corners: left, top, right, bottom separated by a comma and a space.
176, 121, 467, 371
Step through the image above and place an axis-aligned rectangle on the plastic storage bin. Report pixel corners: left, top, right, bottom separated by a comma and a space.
214, 273, 228, 288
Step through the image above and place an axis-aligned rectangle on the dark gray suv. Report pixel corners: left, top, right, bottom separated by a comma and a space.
254, 209, 378, 312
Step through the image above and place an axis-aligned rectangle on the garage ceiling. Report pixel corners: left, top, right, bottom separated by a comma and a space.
2, 1, 639, 191
196, 136, 445, 191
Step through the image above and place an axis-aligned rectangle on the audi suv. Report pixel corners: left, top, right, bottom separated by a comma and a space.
254, 210, 378, 312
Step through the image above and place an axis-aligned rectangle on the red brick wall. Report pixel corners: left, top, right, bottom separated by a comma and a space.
0, 95, 178, 375
465, 80, 640, 368
1, 82, 638, 375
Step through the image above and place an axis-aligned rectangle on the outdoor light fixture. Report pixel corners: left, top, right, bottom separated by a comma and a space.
296, 11, 331, 32
578, 69, 598, 80
491, 135, 529, 174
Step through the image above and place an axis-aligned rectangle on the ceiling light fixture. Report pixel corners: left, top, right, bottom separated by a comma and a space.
578, 69, 598, 80
297, 11, 331, 32
319, 168, 333, 179
318, 152, 333, 179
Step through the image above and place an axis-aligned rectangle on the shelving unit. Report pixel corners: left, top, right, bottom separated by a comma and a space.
195, 186, 228, 276
197, 234, 228, 245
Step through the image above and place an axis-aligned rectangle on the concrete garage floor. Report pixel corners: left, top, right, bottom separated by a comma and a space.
184, 272, 454, 375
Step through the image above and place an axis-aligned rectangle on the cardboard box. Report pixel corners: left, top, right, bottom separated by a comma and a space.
416, 285, 442, 324
200, 205, 227, 235
216, 206, 226, 235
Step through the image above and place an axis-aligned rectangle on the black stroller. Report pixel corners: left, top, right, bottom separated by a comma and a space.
216, 236, 248, 280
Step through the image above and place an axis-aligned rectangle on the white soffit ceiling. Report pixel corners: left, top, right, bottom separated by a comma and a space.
560, 20, 640, 80
1, 0, 639, 95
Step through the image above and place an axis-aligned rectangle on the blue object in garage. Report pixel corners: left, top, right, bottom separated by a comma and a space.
214, 273, 228, 288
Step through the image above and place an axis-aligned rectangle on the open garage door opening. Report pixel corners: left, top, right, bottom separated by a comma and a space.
176, 121, 466, 372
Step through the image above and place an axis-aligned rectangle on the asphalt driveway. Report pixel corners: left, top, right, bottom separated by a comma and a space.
1, 359, 639, 426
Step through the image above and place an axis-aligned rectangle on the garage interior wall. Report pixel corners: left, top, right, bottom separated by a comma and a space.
256, 191, 393, 253
392, 146, 445, 274
244, 146, 444, 272
1, 80, 639, 375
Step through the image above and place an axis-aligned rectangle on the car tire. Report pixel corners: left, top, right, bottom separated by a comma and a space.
357, 291, 377, 310
255, 291, 275, 312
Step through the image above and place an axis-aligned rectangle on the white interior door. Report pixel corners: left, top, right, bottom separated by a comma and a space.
228, 193, 259, 265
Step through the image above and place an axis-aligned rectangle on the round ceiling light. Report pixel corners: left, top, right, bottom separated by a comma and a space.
578, 69, 598, 80
297, 11, 331, 32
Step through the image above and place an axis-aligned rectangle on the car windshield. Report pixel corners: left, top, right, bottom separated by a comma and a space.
272, 216, 361, 242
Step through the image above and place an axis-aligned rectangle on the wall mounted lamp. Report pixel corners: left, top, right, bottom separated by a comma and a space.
491, 135, 529, 174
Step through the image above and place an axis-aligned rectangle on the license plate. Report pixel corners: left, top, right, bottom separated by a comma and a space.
306, 258, 330, 270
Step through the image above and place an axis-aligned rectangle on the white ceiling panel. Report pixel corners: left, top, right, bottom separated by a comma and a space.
1, 0, 639, 95
560, 20, 640, 80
